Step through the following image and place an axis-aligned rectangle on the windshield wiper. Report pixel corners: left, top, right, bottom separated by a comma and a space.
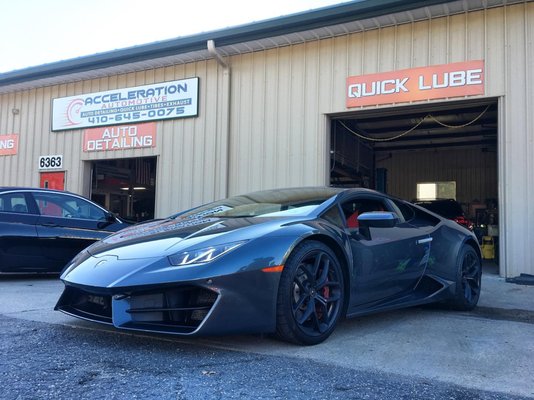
213, 215, 253, 218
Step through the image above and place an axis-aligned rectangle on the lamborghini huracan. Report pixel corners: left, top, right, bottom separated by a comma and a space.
56, 187, 482, 345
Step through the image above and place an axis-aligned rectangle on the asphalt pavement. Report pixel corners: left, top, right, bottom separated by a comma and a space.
1, 262, 533, 399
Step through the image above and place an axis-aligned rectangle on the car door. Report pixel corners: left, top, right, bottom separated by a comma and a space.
0, 191, 43, 272
342, 195, 431, 307
32, 191, 122, 272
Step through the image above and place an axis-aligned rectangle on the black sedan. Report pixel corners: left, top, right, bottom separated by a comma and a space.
56, 187, 482, 345
0, 187, 129, 274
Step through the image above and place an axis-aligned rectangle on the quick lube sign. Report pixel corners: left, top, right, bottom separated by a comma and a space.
52, 77, 199, 131
346, 61, 484, 108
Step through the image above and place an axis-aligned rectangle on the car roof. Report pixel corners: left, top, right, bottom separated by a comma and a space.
339, 187, 391, 197
0, 187, 75, 195
240, 186, 391, 205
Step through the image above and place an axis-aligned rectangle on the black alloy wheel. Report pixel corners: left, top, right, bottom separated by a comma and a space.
276, 240, 344, 345
448, 244, 482, 311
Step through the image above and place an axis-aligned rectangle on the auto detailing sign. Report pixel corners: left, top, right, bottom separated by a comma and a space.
0, 134, 19, 156
346, 61, 484, 107
83, 122, 156, 152
52, 77, 199, 131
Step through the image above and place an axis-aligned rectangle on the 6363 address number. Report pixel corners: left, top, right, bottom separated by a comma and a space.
38, 155, 63, 170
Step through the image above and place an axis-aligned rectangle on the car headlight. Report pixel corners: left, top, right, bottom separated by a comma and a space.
168, 241, 247, 266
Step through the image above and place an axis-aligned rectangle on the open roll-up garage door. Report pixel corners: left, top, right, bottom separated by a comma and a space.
330, 99, 499, 266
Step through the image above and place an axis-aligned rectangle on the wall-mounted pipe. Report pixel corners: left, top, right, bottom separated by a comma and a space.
207, 40, 229, 69
207, 40, 231, 198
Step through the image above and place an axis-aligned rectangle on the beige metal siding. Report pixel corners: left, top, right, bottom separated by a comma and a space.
501, 3, 533, 278
229, 43, 329, 194
150, 61, 229, 215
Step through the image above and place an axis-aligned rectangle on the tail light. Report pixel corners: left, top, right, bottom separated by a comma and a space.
453, 216, 474, 231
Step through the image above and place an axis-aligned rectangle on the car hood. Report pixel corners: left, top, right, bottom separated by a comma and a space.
85, 215, 305, 260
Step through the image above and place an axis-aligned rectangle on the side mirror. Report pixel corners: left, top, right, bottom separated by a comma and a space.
97, 212, 117, 229
106, 212, 116, 223
357, 212, 399, 240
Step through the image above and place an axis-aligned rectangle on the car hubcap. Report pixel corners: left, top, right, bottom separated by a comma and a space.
461, 251, 481, 304
291, 251, 342, 336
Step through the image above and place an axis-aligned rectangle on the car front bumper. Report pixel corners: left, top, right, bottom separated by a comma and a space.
55, 267, 281, 337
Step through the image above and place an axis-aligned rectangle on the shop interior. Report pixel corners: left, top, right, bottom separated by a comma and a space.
330, 99, 499, 266
90, 156, 157, 222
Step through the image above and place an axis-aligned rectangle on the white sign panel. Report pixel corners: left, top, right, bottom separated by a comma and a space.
38, 155, 63, 170
52, 77, 199, 131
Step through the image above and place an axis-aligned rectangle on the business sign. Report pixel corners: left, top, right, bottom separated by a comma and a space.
0, 134, 18, 156
52, 77, 199, 131
38, 155, 63, 170
346, 60, 484, 108
83, 122, 156, 152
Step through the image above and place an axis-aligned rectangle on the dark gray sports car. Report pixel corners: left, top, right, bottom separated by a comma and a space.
55, 187, 482, 345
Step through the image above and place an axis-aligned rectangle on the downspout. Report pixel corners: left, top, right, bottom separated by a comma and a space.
207, 40, 231, 198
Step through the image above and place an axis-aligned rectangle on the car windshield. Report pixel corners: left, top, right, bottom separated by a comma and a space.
172, 188, 341, 220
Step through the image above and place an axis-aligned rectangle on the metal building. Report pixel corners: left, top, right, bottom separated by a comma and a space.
0, 0, 532, 279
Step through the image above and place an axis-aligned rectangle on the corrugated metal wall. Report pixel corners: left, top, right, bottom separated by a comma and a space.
0, 2, 533, 277
501, 3, 534, 278
228, 42, 330, 194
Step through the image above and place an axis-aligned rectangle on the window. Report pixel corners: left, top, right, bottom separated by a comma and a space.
173, 188, 340, 219
0, 193, 29, 213
341, 198, 388, 228
321, 206, 344, 227
416, 181, 456, 200
390, 199, 414, 222
33, 193, 106, 221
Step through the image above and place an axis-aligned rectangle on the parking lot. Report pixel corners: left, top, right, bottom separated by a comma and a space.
1, 272, 534, 399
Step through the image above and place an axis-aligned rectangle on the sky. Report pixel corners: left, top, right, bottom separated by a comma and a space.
0, 0, 348, 73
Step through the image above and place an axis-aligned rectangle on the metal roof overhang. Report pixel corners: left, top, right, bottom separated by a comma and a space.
0, 0, 527, 93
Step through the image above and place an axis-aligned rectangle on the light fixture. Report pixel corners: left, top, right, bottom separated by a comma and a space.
120, 187, 147, 191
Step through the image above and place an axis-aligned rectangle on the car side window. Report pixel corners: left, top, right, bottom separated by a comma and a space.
33, 192, 107, 221
341, 198, 389, 228
390, 199, 415, 223
73, 198, 108, 221
320, 205, 344, 227
0, 193, 30, 214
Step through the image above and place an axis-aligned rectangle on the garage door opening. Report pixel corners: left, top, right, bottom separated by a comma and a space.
90, 157, 157, 222
330, 99, 499, 267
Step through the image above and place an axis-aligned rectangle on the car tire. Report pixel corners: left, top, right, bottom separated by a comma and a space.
275, 240, 344, 345
446, 244, 482, 311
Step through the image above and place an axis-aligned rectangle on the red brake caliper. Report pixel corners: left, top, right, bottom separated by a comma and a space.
315, 275, 330, 320
323, 283, 330, 300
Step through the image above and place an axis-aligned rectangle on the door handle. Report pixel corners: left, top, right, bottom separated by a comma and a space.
41, 222, 58, 227
417, 237, 433, 245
